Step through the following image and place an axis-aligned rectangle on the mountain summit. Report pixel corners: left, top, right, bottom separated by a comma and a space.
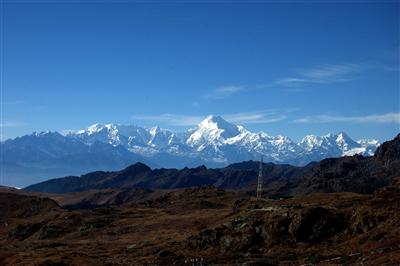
186, 115, 243, 150
1, 115, 381, 187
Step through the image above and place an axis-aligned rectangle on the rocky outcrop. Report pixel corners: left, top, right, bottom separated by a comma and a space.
0, 192, 61, 221
186, 206, 351, 253
1, 179, 400, 265
375, 134, 400, 163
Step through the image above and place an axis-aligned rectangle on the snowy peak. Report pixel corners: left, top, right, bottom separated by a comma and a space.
299, 132, 380, 159
63, 115, 380, 166
149, 126, 161, 137
86, 123, 107, 135
358, 138, 380, 147
78, 123, 118, 136
32, 131, 61, 138
147, 126, 175, 147
335, 132, 358, 151
186, 115, 242, 148
300, 132, 355, 151
201, 115, 233, 127
356, 138, 381, 156
75, 123, 122, 146
299, 135, 323, 151
198, 115, 241, 137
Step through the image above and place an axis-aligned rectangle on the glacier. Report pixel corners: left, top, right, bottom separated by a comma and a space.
0, 115, 382, 187
68, 115, 381, 167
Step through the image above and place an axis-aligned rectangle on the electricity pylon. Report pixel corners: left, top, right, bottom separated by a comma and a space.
256, 156, 263, 199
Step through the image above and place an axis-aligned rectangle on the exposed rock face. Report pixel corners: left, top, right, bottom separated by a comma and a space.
8, 223, 44, 241
184, 181, 400, 264
285, 134, 400, 195
187, 206, 351, 251
288, 207, 349, 243
0, 193, 61, 221
375, 134, 400, 162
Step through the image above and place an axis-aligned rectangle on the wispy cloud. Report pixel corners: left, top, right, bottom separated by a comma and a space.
0, 121, 28, 128
131, 110, 288, 127
224, 111, 287, 124
201, 63, 364, 99
204, 85, 245, 100
294, 112, 400, 124
275, 63, 362, 87
300, 63, 361, 80
131, 114, 203, 126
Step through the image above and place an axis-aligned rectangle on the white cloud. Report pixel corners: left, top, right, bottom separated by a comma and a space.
300, 63, 360, 79
275, 78, 309, 86
131, 110, 287, 127
275, 63, 361, 87
204, 85, 245, 100
131, 114, 203, 126
294, 112, 400, 124
0, 121, 28, 128
224, 111, 286, 124
200, 63, 362, 99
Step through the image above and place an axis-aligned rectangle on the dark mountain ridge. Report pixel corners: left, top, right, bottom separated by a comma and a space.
25, 134, 400, 196
1, 118, 381, 188
288, 134, 400, 195
0, 132, 155, 187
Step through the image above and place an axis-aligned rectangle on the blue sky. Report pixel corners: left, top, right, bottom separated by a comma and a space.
1, 1, 399, 142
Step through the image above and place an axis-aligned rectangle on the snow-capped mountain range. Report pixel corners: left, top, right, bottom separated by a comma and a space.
0, 115, 381, 188
69, 115, 379, 166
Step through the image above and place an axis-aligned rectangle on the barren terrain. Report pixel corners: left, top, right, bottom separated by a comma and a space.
1, 181, 400, 265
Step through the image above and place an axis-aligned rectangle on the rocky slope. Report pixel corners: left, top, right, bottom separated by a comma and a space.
287, 134, 400, 195
1, 181, 400, 265
53, 188, 166, 210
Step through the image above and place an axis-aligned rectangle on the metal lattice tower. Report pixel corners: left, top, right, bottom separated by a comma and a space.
256, 156, 263, 199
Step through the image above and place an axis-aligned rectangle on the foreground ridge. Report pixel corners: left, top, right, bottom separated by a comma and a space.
1, 178, 400, 264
